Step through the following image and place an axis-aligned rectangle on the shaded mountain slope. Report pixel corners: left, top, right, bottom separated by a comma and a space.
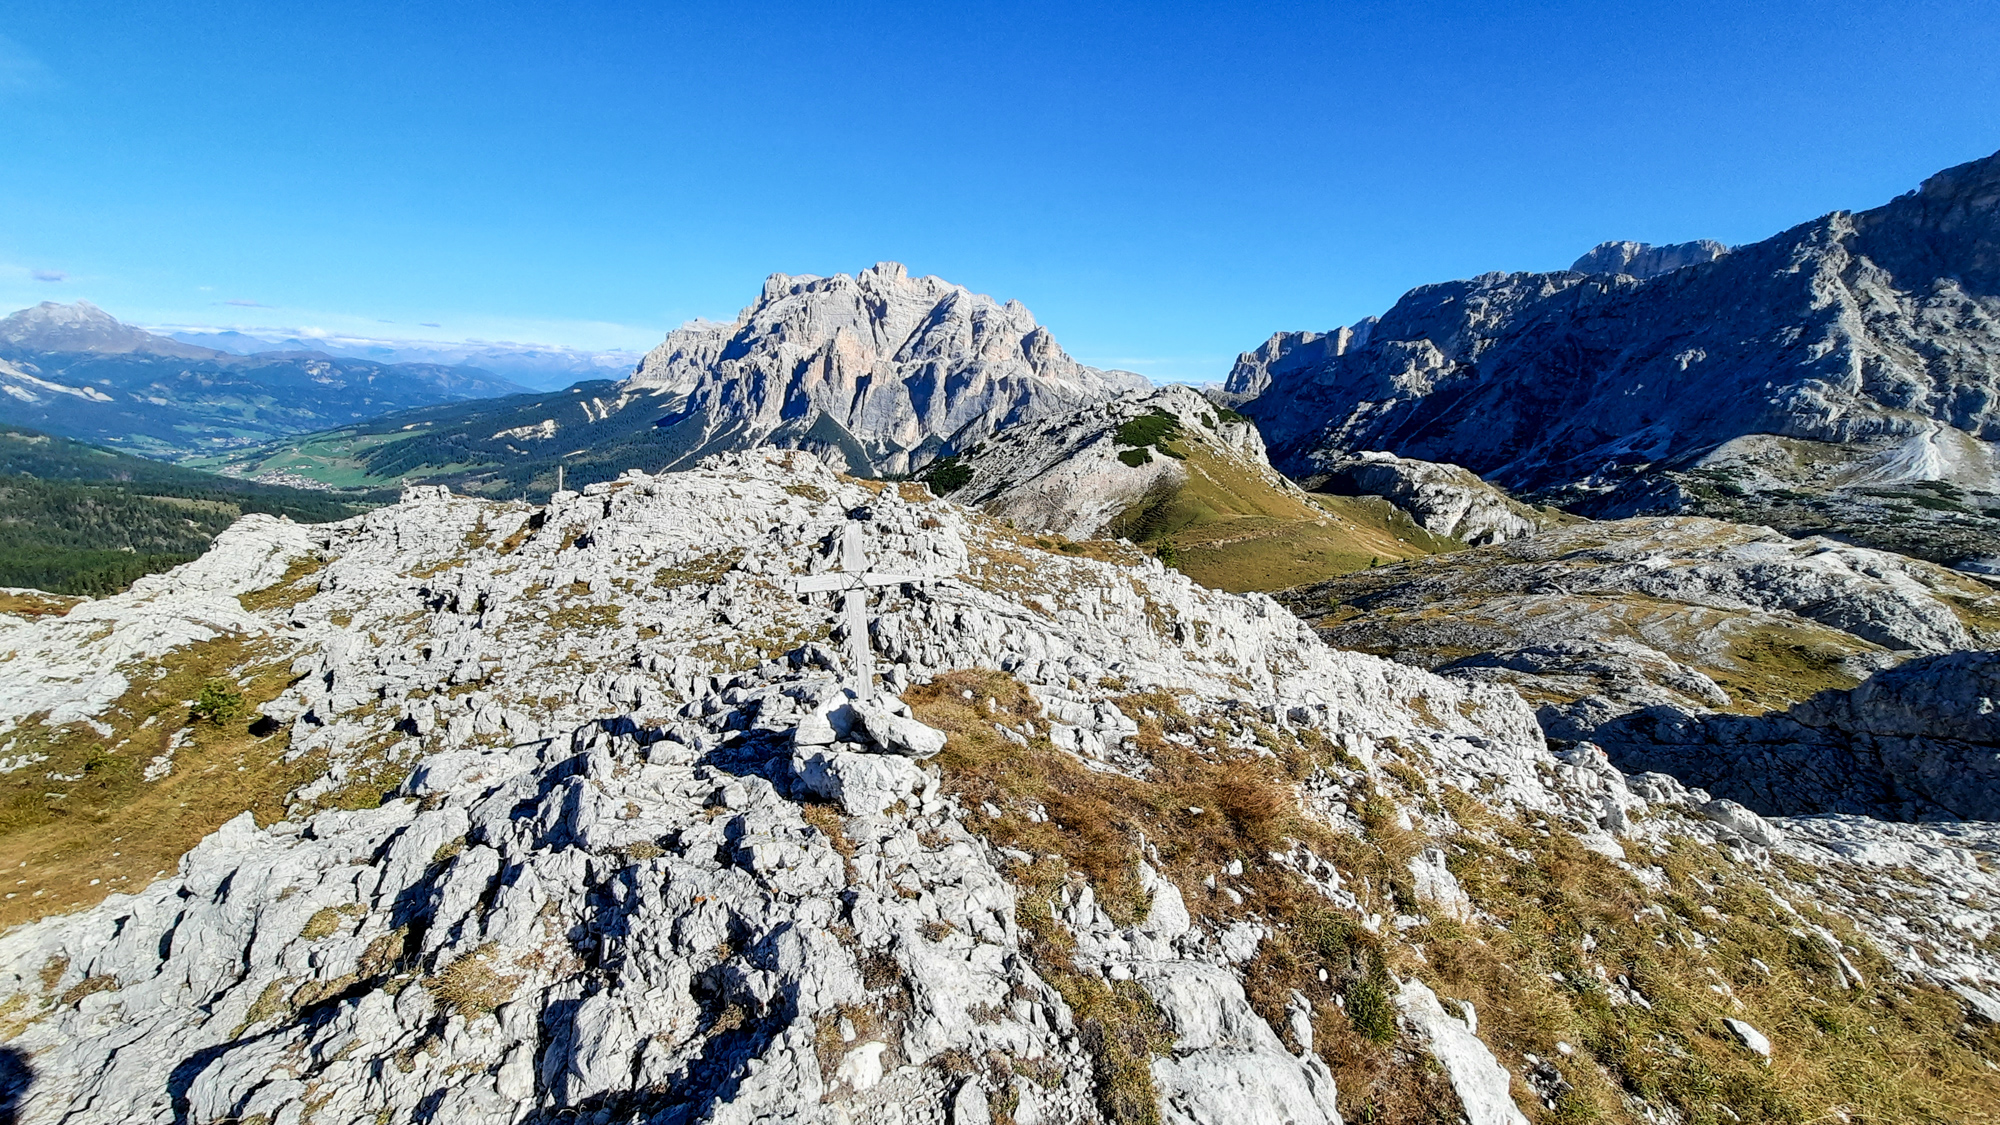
1230, 149, 2000, 567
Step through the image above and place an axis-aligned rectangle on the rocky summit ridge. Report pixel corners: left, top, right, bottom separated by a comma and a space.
1226, 148, 2000, 568
0, 452, 1991, 1124
1567, 240, 1730, 281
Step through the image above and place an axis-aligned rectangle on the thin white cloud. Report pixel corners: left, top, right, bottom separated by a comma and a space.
0, 35, 54, 95
30, 269, 64, 282
145, 299, 664, 353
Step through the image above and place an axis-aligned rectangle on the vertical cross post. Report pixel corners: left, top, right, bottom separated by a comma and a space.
793, 520, 927, 701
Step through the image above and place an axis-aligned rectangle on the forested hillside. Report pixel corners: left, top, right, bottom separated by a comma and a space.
0, 426, 379, 594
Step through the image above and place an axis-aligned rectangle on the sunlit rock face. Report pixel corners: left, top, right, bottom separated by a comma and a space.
629, 262, 1149, 476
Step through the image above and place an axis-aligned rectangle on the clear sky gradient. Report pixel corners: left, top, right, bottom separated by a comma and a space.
4, 1, 1998, 380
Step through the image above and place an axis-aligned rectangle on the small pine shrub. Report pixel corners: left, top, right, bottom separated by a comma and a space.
920, 456, 974, 495
190, 680, 246, 725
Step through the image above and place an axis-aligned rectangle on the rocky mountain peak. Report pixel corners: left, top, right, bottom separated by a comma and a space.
1231, 145, 2000, 564
0, 300, 214, 357
627, 263, 1148, 476
1221, 323, 1373, 400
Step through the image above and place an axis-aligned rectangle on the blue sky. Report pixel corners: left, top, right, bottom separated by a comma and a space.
3, 1, 1998, 381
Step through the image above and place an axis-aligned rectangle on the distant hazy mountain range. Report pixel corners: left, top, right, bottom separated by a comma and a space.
1226, 147, 2000, 567
162, 328, 642, 392
209, 262, 1149, 494
0, 302, 531, 459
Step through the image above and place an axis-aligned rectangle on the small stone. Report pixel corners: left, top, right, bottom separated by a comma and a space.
837, 1041, 888, 1091
1723, 1018, 1771, 1060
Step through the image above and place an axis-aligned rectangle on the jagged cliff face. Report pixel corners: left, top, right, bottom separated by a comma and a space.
629, 263, 1148, 476
0, 453, 1994, 1124
1230, 150, 2000, 564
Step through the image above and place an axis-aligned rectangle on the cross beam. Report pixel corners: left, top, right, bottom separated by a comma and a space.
792, 522, 931, 701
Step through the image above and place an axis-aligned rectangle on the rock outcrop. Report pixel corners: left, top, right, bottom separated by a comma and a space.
1568, 239, 1729, 280
922, 385, 1280, 539
914, 385, 1456, 592
1279, 516, 1998, 744
1228, 149, 2000, 567
0, 454, 1991, 1124
1307, 452, 1545, 546
1592, 648, 2000, 819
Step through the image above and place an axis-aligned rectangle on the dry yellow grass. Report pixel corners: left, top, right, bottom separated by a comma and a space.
912, 669, 2000, 1125
0, 634, 321, 929
0, 590, 82, 619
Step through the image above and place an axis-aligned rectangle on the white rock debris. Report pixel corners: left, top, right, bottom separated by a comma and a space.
1721, 1017, 1772, 1060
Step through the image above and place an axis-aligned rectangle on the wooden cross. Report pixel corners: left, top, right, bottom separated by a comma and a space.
792, 522, 932, 701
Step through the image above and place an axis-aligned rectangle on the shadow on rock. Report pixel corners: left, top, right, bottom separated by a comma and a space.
1588, 650, 2000, 821
0, 1047, 29, 1125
